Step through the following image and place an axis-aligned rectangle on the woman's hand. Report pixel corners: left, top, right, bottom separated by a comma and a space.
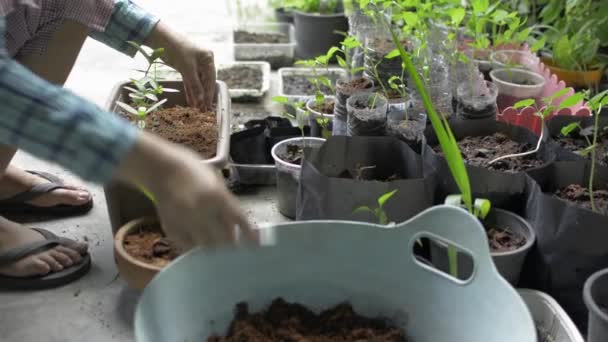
146, 22, 216, 111
115, 132, 258, 250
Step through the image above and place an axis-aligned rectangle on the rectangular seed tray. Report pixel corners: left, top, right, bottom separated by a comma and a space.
104, 80, 231, 234
233, 23, 296, 69
217, 61, 271, 103
277, 67, 348, 105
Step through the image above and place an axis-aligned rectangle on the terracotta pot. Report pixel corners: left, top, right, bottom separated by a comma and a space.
114, 217, 164, 290
542, 57, 604, 88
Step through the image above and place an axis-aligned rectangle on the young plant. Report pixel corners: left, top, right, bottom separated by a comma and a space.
272, 96, 308, 139
331, 34, 367, 79
354, 190, 398, 225
560, 90, 608, 213
488, 90, 586, 166
282, 0, 340, 14
116, 42, 179, 129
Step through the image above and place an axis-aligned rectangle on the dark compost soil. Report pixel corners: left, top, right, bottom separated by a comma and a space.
218, 66, 263, 90
123, 227, 180, 268
207, 298, 407, 342
279, 144, 304, 165
311, 99, 335, 115
557, 128, 608, 166
555, 184, 608, 215
337, 78, 373, 94
123, 106, 218, 159
338, 164, 402, 182
434, 133, 544, 173
486, 225, 526, 252
282, 75, 334, 96
234, 31, 289, 44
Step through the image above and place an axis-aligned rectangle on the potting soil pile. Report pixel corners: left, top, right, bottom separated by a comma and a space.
207, 298, 407, 341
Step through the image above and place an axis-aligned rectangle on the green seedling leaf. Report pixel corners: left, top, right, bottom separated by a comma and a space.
474, 198, 492, 219
530, 35, 547, 53
559, 93, 585, 110
315, 92, 325, 104
385, 49, 401, 59
319, 76, 333, 89
378, 190, 398, 208
448, 8, 465, 26
326, 46, 340, 60
513, 99, 536, 109
272, 96, 290, 104
145, 98, 168, 114
336, 55, 347, 68
129, 93, 145, 100
561, 122, 582, 137
342, 36, 361, 49
548, 88, 572, 102
145, 93, 159, 102
401, 11, 418, 28
115, 101, 139, 115
127, 41, 151, 60
353, 206, 375, 215
578, 144, 597, 156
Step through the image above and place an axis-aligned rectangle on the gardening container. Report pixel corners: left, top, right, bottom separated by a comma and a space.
135, 206, 537, 342
271, 137, 325, 218
274, 7, 294, 23
430, 208, 536, 286
233, 23, 296, 69
277, 67, 347, 113
425, 120, 556, 210
546, 115, 608, 167
346, 92, 388, 136
542, 57, 604, 89
456, 80, 499, 120
104, 80, 231, 234
306, 97, 335, 139
333, 77, 374, 136
114, 217, 165, 290
216, 61, 271, 102
524, 161, 608, 330
584, 269, 608, 342
293, 10, 348, 59
519, 289, 584, 342
490, 68, 546, 112
386, 110, 426, 152
297, 136, 436, 223
490, 50, 538, 72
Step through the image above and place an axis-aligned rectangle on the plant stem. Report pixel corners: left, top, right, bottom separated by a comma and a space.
589, 105, 601, 212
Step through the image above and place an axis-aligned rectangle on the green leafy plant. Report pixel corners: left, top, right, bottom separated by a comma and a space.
272, 96, 308, 139
354, 190, 398, 225
560, 90, 608, 213
331, 34, 367, 78
116, 42, 178, 129
282, 0, 340, 14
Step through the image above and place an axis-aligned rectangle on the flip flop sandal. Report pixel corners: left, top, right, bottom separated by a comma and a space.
0, 228, 91, 290
0, 171, 93, 216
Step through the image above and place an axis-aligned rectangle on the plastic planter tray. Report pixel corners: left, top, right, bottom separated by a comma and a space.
277, 67, 347, 105
233, 23, 296, 69
519, 289, 584, 342
104, 80, 231, 234
217, 61, 271, 102
135, 206, 537, 342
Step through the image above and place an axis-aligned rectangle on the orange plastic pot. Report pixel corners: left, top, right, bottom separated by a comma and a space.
542, 58, 604, 88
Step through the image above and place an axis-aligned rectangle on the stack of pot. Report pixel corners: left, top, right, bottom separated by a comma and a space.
333, 77, 374, 136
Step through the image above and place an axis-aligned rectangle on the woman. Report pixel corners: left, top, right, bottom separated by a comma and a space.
0, 0, 256, 289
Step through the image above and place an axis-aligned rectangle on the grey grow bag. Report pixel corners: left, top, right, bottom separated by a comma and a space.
135, 206, 536, 342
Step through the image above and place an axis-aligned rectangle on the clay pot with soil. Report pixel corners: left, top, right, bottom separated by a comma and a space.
114, 217, 181, 290
216, 62, 270, 102
233, 23, 296, 69
104, 81, 231, 234
490, 68, 546, 112
346, 92, 388, 136
271, 137, 325, 218
456, 80, 499, 120
207, 298, 407, 341
430, 208, 536, 285
293, 8, 348, 59
333, 77, 374, 136
306, 97, 335, 139
585, 268, 608, 342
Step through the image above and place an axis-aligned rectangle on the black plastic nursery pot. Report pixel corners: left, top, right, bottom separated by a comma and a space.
585, 268, 608, 342
275, 8, 294, 23
546, 115, 608, 168
430, 208, 536, 286
272, 137, 326, 219
425, 119, 556, 211
346, 92, 389, 136
523, 161, 608, 330
297, 136, 437, 223
293, 10, 348, 59
333, 77, 374, 136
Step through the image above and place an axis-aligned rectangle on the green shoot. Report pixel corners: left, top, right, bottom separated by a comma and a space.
273, 95, 308, 139
332, 34, 367, 78
353, 190, 398, 225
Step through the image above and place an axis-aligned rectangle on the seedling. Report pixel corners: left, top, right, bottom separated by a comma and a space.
272, 95, 308, 139
116, 42, 179, 129
330, 34, 367, 79
560, 90, 608, 213
368, 92, 380, 109
353, 190, 398, 225
282, 0, 340, 14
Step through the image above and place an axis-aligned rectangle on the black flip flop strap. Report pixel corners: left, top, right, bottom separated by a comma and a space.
0, 170, 68, 204
0, 239, 59, 267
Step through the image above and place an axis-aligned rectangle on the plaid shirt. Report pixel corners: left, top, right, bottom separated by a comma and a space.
0, 0, 159, 183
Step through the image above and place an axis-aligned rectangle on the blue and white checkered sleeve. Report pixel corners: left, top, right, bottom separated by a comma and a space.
90, 0, 160, 57
0, 20, 138, 184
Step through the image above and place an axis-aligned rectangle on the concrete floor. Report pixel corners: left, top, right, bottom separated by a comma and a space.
0, 1, 287, 341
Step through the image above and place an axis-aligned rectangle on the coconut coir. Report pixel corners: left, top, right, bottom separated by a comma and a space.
123, 228, 180, 268
207, 298, 407, 342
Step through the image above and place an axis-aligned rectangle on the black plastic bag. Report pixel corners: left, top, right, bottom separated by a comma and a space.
297, 136, 437, 223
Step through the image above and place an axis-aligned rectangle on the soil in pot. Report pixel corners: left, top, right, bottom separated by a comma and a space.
122, 106, 217, 158
337, 163, 403, 182
217, 66, 263, 90
557, 129, 608, 167
207, 298, 407, 341
347, 95, 388, 136
233, 30, 289, 44
555, 184, 608, 215
282, 75, 334, 96
310, 99, 335, 115
123, 227, 180, 268
486, 225, 526, 253
337, 77, 373, 95
434, 133, 544, 173
278, 144, 304, 165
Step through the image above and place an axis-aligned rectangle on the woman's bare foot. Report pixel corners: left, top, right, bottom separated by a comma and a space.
0, 165, 91, 207
0, 217, 88, 277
